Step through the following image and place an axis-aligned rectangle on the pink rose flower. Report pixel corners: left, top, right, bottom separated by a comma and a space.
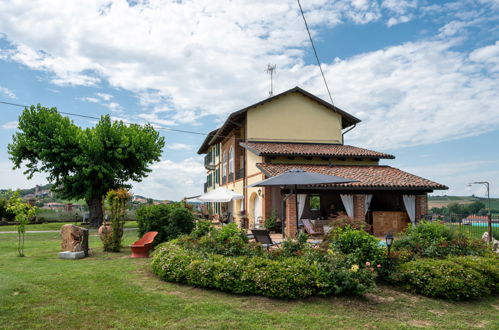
365, 261, 371, 266
377, 264, 381, 268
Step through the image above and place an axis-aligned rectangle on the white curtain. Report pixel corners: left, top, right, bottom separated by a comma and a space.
340, 194, 354, 217
297, 194, 307, 220
403, 195, 416, 225
364, 194, 373, 215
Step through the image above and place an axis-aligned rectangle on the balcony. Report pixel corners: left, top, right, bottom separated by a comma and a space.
228, 173, 234, 183
204, 154, 215, 170
236, 167, 245, 180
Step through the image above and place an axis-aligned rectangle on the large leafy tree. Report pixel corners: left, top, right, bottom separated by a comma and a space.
9, 105, 165, 227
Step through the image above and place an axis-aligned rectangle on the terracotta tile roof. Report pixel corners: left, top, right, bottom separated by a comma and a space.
256, 163, 448, 190
241, 142, 395, 159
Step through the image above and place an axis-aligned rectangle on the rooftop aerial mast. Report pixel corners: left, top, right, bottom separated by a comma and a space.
265, 64, 276, 97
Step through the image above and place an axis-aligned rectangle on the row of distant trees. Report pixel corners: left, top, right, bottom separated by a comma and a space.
429, 201, 491, 216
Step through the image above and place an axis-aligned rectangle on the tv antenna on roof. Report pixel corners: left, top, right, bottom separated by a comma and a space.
265, 64, 276, 97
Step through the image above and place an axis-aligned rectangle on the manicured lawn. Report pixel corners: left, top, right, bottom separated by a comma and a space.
445, 222, 499, 240
0, 232, 498, 329
0, 221, 138, 232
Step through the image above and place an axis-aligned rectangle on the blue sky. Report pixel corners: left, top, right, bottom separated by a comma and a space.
0, 0, 498, 200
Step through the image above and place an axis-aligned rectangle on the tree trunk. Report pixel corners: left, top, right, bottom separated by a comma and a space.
87, 195, 104, 228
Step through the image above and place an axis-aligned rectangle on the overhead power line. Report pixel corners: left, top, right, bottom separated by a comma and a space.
296, 0, 334, 105
0, 100, 208, 136
1, 100, 344, 143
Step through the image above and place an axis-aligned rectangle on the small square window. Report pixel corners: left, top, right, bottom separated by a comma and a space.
310, 195, 320, 211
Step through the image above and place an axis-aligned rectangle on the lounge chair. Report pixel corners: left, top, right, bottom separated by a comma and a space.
251, 229, 281, 250
130, 231, 158, 258
302, 219, 322, 237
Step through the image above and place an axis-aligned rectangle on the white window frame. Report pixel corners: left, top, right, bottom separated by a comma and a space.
222, 152, 227, 178
229, 146, 234, 174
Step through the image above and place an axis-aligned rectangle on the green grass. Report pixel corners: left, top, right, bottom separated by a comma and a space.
0, 232, 498, 329
445, 223, 499, 240
0, 221, 138, 232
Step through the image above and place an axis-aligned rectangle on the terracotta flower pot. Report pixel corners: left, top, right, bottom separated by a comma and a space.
98, 222, 112, 242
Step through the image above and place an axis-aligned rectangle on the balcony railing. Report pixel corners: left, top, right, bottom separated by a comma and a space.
236, 167, 245, 180
222, 176, 227, 185
228, 173, 234, 183
204, 154, 215, 170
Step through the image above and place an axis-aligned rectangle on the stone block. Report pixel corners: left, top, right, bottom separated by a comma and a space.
59, 251, 85, 260
60, 224, 89, 256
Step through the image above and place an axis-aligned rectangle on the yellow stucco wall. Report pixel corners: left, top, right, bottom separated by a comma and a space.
246, 92, 342, 143
246, 149, 263, 175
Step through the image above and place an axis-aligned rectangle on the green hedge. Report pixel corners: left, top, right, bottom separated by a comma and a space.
136, 203, 194, 245
391, 256, 499, 300
151, 241, 376, 299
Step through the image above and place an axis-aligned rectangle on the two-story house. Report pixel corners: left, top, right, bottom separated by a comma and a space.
198, 87, 447, 237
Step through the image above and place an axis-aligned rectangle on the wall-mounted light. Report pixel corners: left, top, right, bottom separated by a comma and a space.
257, 188, 264, 197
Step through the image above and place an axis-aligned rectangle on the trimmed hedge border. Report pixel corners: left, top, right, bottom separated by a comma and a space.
392, 256, 499, 300
151, 241, 376, 299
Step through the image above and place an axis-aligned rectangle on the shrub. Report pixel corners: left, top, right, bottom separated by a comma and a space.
191, 220, 214, 239
325, 226, 385, 265
102, 188, 131, 252
449, 256, 499, 294
264, 210, 277, 231
0, 198, 16, 221
196, 223, 255, 256
391, 257, 498, 300
393, 220, 488, 259
137, 203, 195, 245
328, 215, 370, 232
151, 241, 376, 299
279, 232, 310, 257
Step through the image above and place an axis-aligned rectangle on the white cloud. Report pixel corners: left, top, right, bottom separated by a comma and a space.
95, 92, 113, 101
104, 101, 123, 113
469, 40, 499, 72
0, 86, 16, 99
0, 0, 495, 149
2, 121, 18, 129
167, 143, 193, 151
137, 113, 176, 127
80, 92, 123, 112
132, 157, 205, 200
293, 38, 499, 150
0, 161, 49, 189
80, 96, 99, 103
0, 0, 384, 120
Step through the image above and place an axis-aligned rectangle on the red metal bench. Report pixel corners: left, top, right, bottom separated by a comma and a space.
130, 231, 158, 258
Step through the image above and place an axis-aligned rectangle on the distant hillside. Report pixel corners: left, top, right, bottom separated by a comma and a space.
429, 195, 499, 210
0, 186, 172, 204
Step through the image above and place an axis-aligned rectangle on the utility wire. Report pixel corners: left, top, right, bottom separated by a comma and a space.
296, 0, 334, 105
0, 101, 344, 143
0, 100, 342, 143
0, 100, 208, 136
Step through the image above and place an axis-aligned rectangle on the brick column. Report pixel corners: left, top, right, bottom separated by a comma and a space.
415, 194, 428, 221
353, 195, 366, 221
263, 187, 272, 220
285, 197, 297, 237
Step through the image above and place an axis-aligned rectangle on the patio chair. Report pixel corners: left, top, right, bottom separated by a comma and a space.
251, 229, 281, 250
130, 231, 158, 258
302, 219, 322, 237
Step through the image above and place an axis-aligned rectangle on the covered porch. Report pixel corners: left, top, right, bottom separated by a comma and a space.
255, 163, 447, 238
266, 187, 428, 237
